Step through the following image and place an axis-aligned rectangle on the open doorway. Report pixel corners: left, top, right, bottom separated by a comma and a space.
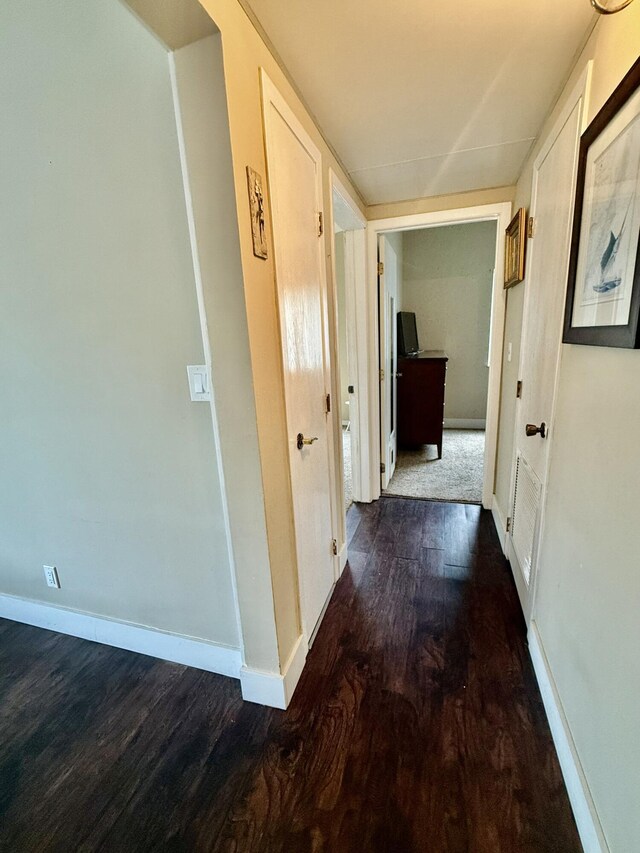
329, 171, 367, 519
379, 222, 496, 503
369, 203, 511, 509
334, 230, 354, 509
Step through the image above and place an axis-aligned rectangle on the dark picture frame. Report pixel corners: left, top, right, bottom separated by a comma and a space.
563, 58, 640, 348
504, 207, 527, 289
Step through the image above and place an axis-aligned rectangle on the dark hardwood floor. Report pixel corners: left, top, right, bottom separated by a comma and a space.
0, 498, 580, 852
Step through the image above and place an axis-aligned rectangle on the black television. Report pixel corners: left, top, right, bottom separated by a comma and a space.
397, 311, 420, 356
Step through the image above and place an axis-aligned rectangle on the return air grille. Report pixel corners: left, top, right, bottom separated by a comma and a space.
511, 453, 541, 585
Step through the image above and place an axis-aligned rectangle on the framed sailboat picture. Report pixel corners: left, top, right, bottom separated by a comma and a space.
564, 57, 640, 348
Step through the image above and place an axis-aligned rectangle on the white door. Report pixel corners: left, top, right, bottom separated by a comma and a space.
509, 76, 589, 620
379, 235, 399, 489
262, 73, 335, 641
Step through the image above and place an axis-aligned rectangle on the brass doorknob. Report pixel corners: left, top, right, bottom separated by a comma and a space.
297, 433, 318, 450
525, 422, 546, 438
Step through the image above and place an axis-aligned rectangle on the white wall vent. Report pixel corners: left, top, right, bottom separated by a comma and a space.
511, 453, 542, 585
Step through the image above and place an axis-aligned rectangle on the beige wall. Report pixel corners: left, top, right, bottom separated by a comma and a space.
494, 7, 640, 849
368, 185, 515, 221
402, 222, 496, 422
1, 0, 367, 679
199, 0, 365, 668
0, 0, 239, 647
171, 35, 280, 671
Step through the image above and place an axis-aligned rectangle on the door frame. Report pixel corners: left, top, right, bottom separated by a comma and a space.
261, 69, 338, 639
506, 63, 592, 622
378, 235, 400, 489
367, 202, 512, 508
328, 169, 368, 527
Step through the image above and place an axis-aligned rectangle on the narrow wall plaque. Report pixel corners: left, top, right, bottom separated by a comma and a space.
246, 166, 268, 259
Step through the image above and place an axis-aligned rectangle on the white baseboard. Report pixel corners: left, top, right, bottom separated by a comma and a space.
0, 593, 242, 679
444, 418, 486, 429
240, 632, 308, 709
491, 498, 508, 554
528, 622, 608, 853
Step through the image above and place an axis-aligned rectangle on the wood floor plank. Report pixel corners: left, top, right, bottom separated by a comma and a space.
345, 501, 367, 546
0, 498, 581, 852
348, 500, 383, 553
421, 499, 445, 549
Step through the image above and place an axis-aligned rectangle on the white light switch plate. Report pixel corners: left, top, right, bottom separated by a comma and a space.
187, 365, 211, 401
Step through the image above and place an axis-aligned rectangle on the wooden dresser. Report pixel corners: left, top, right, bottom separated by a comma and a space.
397, 350, 448, 458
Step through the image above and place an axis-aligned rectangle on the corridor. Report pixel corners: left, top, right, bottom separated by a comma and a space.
0, 498, 579, 852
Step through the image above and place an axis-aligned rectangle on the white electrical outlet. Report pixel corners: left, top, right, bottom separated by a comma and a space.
43, 565, 60, 589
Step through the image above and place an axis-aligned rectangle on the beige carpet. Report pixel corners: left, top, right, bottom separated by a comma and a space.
384, 429, 485, 504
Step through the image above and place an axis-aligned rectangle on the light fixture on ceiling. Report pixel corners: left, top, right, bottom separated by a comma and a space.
590, 0, 635, 13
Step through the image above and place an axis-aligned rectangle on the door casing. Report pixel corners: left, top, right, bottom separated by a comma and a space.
367, 203, 512, 508
378, 235, 399, 489
327, 169, 368, 557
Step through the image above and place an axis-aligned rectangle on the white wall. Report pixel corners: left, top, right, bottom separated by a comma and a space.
402, 221, 496, 422
493, 7, 640, 848
367, 185, 515, 221
171, 34, 282, 671
0, 0, 239, 647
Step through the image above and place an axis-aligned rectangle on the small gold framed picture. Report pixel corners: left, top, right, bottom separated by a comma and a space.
246, 166, 268, 259
504, 207, 527, 289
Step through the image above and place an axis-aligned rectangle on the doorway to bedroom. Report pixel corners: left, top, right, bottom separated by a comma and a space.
377, 218, 500, 505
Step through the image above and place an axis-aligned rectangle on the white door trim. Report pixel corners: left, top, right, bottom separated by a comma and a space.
328, 169, 368, 534
349, 227, 370, 501
378, 234, 400, 488
260, 68, 337, 640
367, 202, 512, 508
506, 62, 592, 619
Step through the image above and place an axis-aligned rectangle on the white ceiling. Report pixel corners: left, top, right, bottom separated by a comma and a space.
243, 0, 596, 205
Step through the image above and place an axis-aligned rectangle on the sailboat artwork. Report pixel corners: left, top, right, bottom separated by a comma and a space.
593, 199, 631, 294
564, 58, 640, 348
573, 104, 640, 327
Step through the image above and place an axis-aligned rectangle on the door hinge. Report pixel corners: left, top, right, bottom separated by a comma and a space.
527, 216, 535, 238
326, 392, 331, 413
377, 261, 384, 275
379, 367, 384, 381
318, 212, 323, 236
506, 516, 512, 533
331, 538, 338, 556
380, 462, 386, 474
516, 380, 522, 398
